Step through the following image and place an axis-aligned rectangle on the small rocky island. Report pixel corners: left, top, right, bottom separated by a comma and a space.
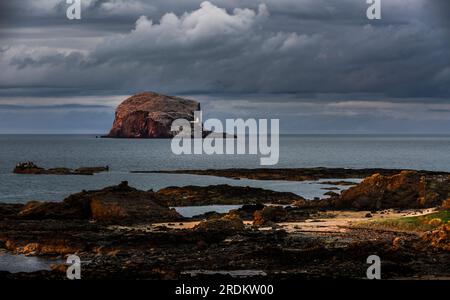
13, 162, 109, 176
106, 91, 201, 138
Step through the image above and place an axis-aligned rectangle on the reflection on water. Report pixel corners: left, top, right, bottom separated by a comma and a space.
1, 134, 449, 203
0, 251, 63, 273
173, 205, 243, 218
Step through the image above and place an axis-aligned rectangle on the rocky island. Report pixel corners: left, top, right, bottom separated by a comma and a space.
13, 162, 109, 176
106, 92, 201, 138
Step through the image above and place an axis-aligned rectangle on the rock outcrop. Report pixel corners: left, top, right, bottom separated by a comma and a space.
18, 181, 181, 223
156, 184, 304, 206
422, 225, 450, 251
253, 206, 288, 225
194, 213, 245, 234
336, 171, 450, 210
107, 92, 200, 138
142, 167, 450, 181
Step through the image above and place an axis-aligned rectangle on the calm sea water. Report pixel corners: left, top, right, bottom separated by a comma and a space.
0, 134, 449, 203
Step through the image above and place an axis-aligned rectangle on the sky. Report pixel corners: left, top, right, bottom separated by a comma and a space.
0, 0, 449, 134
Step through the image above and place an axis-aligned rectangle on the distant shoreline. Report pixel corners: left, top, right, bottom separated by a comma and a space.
131, 167, 450, 181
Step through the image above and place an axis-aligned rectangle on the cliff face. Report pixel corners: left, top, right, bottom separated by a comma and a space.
107, 92, 200, 138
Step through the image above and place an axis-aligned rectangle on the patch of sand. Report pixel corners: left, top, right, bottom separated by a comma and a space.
278, 208, 437, 233
109, 208, 437, 234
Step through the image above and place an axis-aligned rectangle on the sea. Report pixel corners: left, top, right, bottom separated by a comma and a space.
1, 134, 449, 204
1, 134, 450, 272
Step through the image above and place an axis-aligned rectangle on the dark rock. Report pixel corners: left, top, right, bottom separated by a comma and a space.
156, 185, 303, 206
138, 167, 450, 182
253, 206, 288, 226
324, 191, 339, 197
321, 187, 339, 191
194, 213, 245, 234
18, 181, 182, 223
365, 213, 373, 218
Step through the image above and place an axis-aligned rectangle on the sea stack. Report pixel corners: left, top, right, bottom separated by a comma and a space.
107, 92, 200, 138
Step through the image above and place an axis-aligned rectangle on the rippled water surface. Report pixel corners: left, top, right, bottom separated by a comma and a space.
0, 134, 449, 203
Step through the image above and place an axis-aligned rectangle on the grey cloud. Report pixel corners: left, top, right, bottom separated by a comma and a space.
0, 0, 449, 133
0, 104, 110, 110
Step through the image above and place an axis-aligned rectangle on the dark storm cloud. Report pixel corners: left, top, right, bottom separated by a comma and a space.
0, 103, 109, 110
1, 0, 449, 98
0, 0, 449, 133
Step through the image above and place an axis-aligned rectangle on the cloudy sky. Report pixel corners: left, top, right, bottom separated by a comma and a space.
0, 0, 449, 133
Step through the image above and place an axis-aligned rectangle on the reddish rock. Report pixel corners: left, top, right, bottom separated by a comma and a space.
336, 171, 450, 210
107, 91, 200, 138
442, 198, 450, 210
422, 225, 450, 251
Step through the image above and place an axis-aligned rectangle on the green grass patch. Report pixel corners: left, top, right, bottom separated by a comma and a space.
357, 210, 450, 232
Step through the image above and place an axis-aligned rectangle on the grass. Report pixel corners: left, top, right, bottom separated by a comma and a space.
357, 210, 450, 232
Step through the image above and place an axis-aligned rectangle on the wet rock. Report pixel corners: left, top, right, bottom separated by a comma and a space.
253, 206, 288, 226
157, 185, 303, 206
324, 191, 339, 197
190, 211, 222, 220
319, 181, 358, 186
232, 204, 265, 220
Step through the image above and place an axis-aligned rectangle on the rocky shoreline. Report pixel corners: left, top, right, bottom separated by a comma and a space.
132, 167, 450, 181
0, 168, 449, 280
